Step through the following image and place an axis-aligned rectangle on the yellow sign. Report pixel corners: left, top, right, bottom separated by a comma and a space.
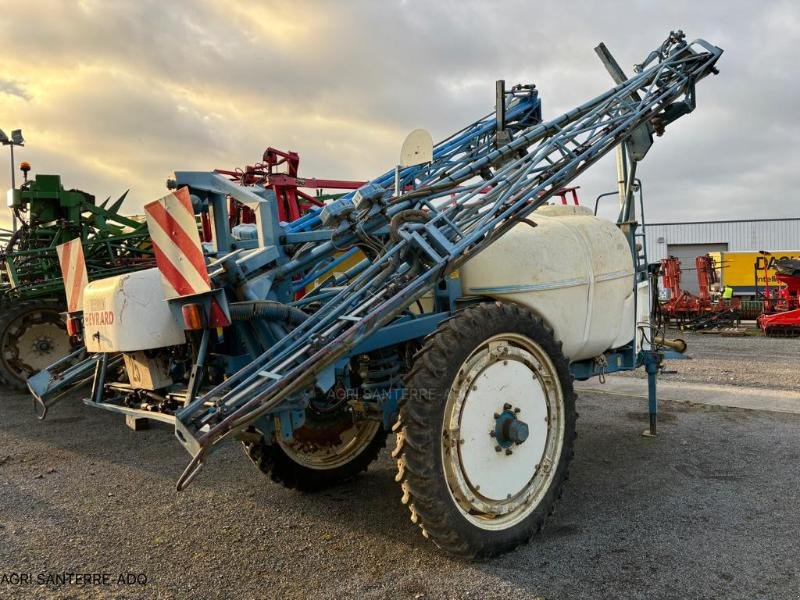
709, 251, 800, 288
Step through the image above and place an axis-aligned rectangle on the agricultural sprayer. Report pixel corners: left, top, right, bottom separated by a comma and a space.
29, 32, 722, 558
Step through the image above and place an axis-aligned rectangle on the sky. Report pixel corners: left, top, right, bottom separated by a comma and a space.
0, 0, 798, 227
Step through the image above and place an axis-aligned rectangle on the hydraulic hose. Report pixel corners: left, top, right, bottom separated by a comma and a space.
228, 301, 308, 326
389, 209, 429, 243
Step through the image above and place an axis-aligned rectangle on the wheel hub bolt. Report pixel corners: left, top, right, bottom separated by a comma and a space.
493, 408, 530, 449
35, 338, 52, 353
505, 419, 529, 445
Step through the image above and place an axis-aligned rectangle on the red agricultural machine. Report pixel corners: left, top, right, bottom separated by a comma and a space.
659, 254, 740, 328
215, 147, 366, 225
756, 253, 800, 336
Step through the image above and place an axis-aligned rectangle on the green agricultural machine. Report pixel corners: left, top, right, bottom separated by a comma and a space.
0, 168, 154, 389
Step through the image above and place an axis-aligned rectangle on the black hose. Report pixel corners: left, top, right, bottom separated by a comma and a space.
228, 301, 308, 325
389, 209, 429, 243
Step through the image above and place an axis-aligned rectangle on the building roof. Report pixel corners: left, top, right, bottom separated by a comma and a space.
645, 217, 800, 227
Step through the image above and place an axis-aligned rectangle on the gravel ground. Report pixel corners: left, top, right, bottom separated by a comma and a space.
621, 328, 800, 390
2, 387, 799, 600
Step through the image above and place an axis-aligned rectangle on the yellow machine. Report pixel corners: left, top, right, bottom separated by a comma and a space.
709, 251, 800, 294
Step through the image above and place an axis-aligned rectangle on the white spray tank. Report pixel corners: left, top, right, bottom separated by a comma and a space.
459, 204, 640, 361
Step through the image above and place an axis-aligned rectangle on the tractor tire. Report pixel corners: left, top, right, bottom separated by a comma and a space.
395, 301, 576, 559
245, 411, 387, 492
0, 300, 72, 391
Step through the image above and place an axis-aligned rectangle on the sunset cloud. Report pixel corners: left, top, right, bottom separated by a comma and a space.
0, 0, 797, 226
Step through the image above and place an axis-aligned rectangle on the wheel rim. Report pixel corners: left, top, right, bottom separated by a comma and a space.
277, 417, 382, 470
3, 309, 70, 378
441, 333, 565, 530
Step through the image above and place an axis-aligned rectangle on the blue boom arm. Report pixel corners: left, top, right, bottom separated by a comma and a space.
173, 32, 723, 489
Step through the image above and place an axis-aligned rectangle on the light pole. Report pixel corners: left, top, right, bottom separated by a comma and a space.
0, 128, 24, 232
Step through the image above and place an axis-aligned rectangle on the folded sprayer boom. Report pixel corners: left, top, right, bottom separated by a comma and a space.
173, 33, 722, 487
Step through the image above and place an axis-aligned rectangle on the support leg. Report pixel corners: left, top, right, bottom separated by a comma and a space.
125, 415, 150, 431
89, 352, 108, 404
642, 352, 659, 437
184, 328, 210, 406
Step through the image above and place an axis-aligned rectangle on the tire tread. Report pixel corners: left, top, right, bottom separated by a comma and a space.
397, 301, 577, 559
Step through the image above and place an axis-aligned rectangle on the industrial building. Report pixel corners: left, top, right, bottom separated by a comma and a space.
644, 217, 800, 294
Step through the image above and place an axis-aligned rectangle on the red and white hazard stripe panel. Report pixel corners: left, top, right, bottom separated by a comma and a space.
144, 187, 210, 299
56, 238, 89, 313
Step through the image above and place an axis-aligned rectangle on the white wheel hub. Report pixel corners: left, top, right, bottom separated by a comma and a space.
459, 359, 547, 500
442, 333, 565, 530
7, 319, 71, 373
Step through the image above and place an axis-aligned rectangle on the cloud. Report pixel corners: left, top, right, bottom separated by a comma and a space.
0, 0, 796, 228
0, 79, 30, 101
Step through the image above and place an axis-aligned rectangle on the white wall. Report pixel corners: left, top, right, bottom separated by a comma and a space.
644, 219, 800, 263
